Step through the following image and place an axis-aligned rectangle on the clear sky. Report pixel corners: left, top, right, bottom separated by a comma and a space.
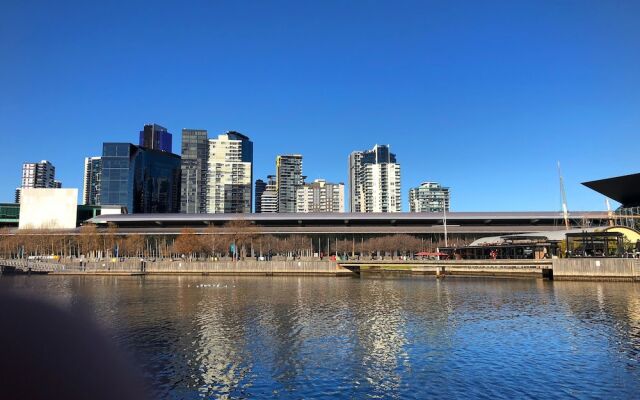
1, 0, 638, 211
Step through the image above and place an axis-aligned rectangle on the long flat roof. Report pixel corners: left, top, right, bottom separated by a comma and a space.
88, 211, 607, 224
85, 211, 611, 235
89, 211, 608, 223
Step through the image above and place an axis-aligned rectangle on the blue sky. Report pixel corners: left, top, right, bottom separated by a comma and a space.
1, 0, 638, 211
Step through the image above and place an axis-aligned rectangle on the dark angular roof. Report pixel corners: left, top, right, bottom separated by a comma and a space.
582, 173, 640, 207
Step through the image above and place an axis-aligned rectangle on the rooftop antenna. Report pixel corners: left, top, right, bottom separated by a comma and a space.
558, 161, 570, 230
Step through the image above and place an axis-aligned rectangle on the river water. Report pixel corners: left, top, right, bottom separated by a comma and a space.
2, 275, 640, 399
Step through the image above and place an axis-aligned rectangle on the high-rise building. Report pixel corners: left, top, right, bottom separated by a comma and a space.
180, 129, 208, 213
296, 179, 345, 213
254, 178, 267, 213
409, 182, 450, 212
276, 155, 303, 213
207, 131, 253, 213
259, 176, 278, 213
21, 160, 56, 189
101, 143, 181, 213
16, 160, 58, 203
139, 123, 172, 153
349, 145, 401, 213
83, 157, 102, 205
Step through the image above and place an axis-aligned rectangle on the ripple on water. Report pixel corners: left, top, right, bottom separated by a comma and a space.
3, 275, 640, 399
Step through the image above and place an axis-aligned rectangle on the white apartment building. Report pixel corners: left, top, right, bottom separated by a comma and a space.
16, 160, 58, 203
295, 179, 345, 213
260, 177, 278, 213
349, 145, 401, 213
409, 181, 450, 212
207, 132, 253, 213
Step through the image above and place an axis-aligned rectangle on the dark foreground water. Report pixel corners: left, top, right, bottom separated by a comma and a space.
2, 275, 640, 399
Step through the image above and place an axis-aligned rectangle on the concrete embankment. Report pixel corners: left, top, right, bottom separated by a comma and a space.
2, 258, 639, 280
145, 260, 353, 275
412, 260, 552, 278
552, 259, 640, 281
0, 259, 353, 276
341, 259, 639, 281
340, 260, 551, 278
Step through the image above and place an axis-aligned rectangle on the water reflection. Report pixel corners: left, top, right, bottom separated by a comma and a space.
2, 275, 639, 399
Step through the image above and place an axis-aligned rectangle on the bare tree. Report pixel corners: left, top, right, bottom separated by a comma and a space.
78, 224, 101, 258
172, 229, 204, 259
121, 234, 145, 257
202, 225, 222, 259
222, 219, 260, 260
104, 223, 119, 258
0, 228, 14, 258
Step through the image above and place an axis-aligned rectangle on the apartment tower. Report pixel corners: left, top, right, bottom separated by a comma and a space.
207, 131, 253, 213
276, 155, 303, 213
180, 129, 208, 213
82, 156, 102, 205
348, 145, 401, 212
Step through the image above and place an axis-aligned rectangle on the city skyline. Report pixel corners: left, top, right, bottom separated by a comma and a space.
3, 121, 635, 213
1, 1, 639, 211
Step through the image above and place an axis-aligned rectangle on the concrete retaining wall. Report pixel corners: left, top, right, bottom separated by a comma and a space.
146, 260, 350, 275
0, 259, 349, 275
553, 259, 640, 281
410, 260, 551, 277
4, 258, 639, 280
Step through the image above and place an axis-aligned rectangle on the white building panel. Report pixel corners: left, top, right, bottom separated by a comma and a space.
19, 188, 78, 229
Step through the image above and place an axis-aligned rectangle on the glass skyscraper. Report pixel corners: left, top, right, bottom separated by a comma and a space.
101, 143, 181, 213
180, 129, 209, 213
254, 178, 267, 213
139, 123, 173, 153
276, 155, 303, 213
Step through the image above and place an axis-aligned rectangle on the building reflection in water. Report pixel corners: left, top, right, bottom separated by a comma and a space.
2, 275, 640, 398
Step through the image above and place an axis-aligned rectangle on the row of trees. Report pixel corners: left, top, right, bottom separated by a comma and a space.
0, 222, 459, 260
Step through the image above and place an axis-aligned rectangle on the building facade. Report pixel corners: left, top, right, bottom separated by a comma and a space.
207, 132, 253, 213
180, 129, 209, 213
349, 145, 401, 212
409, 182, 450, 212
254, 178, 267, 213
83, 156, 102, 205
101, 143, 181, 213
276, 155, 303, 213
139, 123, 172, 153
258, 176, 278, 213
20, 160, 56, 189
296, 179, 345, 213
16, 160, 58, 203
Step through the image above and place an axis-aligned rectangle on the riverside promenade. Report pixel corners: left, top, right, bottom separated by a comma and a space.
1, 258, 639, 281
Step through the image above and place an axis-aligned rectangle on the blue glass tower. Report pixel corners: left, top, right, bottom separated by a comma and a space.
101, 143, 181, 213
139, 123, 172, 153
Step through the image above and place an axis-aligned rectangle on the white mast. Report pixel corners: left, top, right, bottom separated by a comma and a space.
558, 161, 570, 230
605, 198, 613, 227
443, 206, 448, 247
